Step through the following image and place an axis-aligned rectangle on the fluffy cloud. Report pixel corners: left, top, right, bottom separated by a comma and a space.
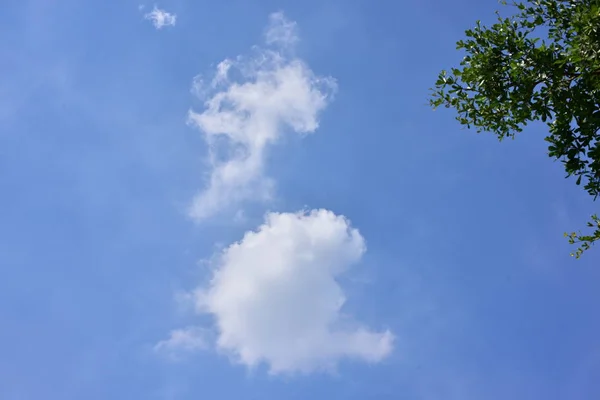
144, 6, 177, 29
187, 12, 336, 220
190, 209, 393, 374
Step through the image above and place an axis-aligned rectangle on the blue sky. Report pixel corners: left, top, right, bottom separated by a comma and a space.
1, 0, 600, 398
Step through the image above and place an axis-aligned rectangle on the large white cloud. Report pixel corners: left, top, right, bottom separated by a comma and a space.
187, 12, 336, 220
189, 209, 393, 374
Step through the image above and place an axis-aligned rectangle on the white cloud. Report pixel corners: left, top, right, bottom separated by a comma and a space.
144, 6, 177, 29
154, 327, 208, 359
187, 209, 393, 374
187, 12, 336, 221
264, 11, 299, 48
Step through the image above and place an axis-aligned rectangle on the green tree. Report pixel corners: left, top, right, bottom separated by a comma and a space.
430, 0, 600, 258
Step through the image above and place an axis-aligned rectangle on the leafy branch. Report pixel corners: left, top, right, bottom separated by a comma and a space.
430, 0, 600, 257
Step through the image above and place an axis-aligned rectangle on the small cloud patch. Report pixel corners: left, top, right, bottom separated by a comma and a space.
144, 5, 177, 29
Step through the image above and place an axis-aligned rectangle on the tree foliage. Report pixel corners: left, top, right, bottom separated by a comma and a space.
430, 0, 600, 257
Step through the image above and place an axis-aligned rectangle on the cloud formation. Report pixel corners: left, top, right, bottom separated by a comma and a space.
144, 6, 177, 29
154, 327, 208, 359
187, 12, 336, 220
189, 209, 393, 374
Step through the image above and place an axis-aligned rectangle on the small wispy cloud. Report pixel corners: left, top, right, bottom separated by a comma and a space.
143, 5, 177, 29
187, 12, 336, 221
161, 209, 394, 374
264, 11, 299, 47
154, 327, 208, 360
